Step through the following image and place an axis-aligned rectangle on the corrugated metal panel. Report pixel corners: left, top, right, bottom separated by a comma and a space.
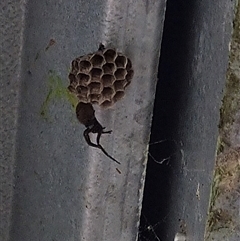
1, 1, 167, 241
139, 1, 236, 241
1, 0, 27, 240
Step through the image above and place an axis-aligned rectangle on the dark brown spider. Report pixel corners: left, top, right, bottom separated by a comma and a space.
76, 102, 120, 165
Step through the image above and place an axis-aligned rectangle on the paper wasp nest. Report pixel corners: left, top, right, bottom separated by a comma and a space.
68, 47, 134, 108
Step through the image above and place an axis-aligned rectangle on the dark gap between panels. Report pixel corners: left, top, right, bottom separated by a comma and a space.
138, 1, 197, 240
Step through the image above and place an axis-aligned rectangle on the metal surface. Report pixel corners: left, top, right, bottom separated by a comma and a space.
140, 1, 235, 241
1, 1, 27, 240
1, 1, 166, 241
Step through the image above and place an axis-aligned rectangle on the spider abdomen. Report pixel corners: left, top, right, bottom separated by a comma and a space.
76, 102, 95, 127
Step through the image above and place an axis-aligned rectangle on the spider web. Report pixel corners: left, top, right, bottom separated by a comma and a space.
148, 139, 183, 165
137, 139, 184, 241
138, 214, 162, 241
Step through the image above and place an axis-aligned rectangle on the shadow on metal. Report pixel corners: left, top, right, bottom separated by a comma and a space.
139, 0, 235, 240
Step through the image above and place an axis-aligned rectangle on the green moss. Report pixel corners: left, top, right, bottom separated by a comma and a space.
40, 70, 78, 119
232, 1, 240, 45
34, 51, 41, 61
205, 2, 240, 239
217, 2, 240, 155
206, 165, 221, 232
206, 164, 231, 234
220, 72, 240, 130
220, 1, 240, 133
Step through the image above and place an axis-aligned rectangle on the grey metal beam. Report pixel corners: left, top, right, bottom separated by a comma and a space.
1, 1, 27, 240
140, 1, 236, 241
1, 1, 167, 241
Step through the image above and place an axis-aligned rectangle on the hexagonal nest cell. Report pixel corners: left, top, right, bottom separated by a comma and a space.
68, 47, 134, 108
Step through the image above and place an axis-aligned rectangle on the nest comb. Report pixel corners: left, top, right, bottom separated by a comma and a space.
68, 46, 134, 108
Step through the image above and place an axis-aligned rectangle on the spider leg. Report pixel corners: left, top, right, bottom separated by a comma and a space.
98, 144, 121, 165
102, 127, 112, 134
83, 121, 120, 164
102, 130, 112, 134
96, 129, 112, 146
83, 128, 99, 148
95, 131, 120, 164
96, 130, 112, 145
96, 131, 102, 146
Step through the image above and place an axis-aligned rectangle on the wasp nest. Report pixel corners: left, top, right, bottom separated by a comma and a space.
68, 47, 134, 108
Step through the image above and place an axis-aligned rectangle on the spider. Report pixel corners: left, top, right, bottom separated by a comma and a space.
76, 102, 120, 165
